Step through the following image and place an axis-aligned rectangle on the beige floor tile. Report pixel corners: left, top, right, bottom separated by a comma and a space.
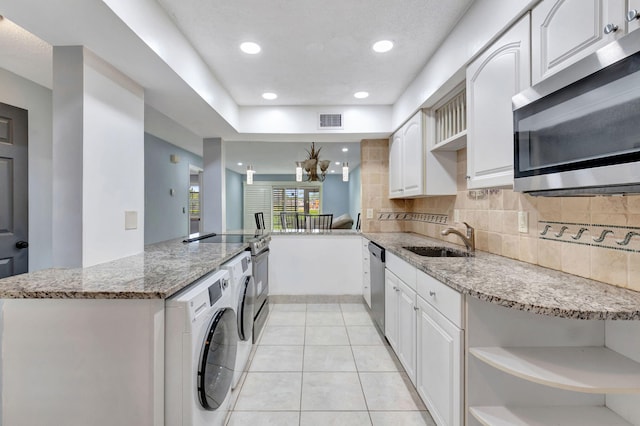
369, 411, 435, 426
271, 303, 307, 312
347, 325, 387, 345
343, 311, 375, 326
300, 411, 372, 426
303, 346, 356, 372
260, 326, 305, 345
301, 372, 367, 411
305, 326, 350, 345
306, 311, 344, 326
227, 411, 299, 426
235, 372, 302, 411
341, 303, 368, 312
307, 303, 341, 312
268, 311, 306, 326
250, 346, 304, 372
352, 346, 402, 371
359, 372, 426, 411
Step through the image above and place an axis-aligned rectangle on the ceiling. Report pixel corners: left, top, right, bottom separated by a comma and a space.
156, 0, 474, 106
0, 1, 474, 173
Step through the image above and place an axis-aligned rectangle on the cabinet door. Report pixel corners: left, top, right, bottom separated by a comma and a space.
388, 133, 404, 198
532, 0, 626, 85
417, 297, 462, 426
629, 0, 640, 33
384, 270, 399, 349
466, 14, 530, 189
402, 111, 424, 197
397, 280, 417, 386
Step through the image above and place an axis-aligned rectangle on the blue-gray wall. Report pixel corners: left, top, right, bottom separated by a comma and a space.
322, 174, 350, 217
349, 165, 361, 227
225, 168, 243, 231
145, 133, 203, 244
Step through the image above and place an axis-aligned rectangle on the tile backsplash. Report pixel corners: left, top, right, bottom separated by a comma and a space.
360, 141, 640, 292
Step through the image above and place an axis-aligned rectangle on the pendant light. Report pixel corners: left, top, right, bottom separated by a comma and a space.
246, 165, 255, 185
295, 161, 303, 182
342, 162, 349, 182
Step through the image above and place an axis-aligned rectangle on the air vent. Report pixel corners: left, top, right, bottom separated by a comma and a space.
318, 113, 343, 129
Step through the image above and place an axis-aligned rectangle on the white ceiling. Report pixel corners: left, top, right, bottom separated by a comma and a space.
0, 0, 474, 173
156, 0, 474, 106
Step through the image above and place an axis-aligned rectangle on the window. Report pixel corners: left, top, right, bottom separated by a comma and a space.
243, 181, 322, 231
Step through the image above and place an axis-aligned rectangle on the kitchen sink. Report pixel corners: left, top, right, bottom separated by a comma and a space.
403, 246, 473, 257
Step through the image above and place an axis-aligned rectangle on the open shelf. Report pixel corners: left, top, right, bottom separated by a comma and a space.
469, 405, 632, 426
431, 130, 466, 152
469, 346, 640, 394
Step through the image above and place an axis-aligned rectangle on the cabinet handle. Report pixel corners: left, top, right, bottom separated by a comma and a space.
392, 286, 397, 291
413, 306, 419, 311
604, 23, 619, 34
429, 291, 436, 297
627, 9, 640, 22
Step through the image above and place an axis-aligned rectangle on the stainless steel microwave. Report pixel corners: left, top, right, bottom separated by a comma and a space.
512, 29, 640, 196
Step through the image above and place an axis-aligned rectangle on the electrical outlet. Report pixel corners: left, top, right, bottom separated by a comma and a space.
518, 211, 528, 233
366, 208, 374, 219
453, 209, 460, 223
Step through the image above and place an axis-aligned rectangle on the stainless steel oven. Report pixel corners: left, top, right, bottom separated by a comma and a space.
513, 29, 640, 196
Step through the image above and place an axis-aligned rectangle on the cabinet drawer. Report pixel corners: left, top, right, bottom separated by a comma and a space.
417, 270, 462, 328
386, 252, 416, 290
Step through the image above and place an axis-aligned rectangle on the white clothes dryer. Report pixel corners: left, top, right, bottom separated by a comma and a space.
222, 251, 255, 389
165, 269, 238, 426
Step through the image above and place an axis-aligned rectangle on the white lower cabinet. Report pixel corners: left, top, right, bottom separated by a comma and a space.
417, 296, 463, 426
384, 269, 400, 350
397, 279, 417, 385
362, 238, 371, 308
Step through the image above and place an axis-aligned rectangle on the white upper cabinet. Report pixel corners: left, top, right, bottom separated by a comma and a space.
532, 0, 626, 85
466, 14, 531, 190
389, 110, 456, 198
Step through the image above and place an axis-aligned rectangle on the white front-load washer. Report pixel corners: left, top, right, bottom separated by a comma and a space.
165, 269, 238, 426
222, 251, 255, 389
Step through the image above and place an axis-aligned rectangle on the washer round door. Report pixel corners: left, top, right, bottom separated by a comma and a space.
197, 307, 238, 411
237, 276, 255, 341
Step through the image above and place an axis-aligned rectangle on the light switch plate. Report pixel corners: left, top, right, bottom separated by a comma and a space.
453, 209, 460, 223
518, 211, 528, 233
125, 211, 138, 230
366, 208, 374, 219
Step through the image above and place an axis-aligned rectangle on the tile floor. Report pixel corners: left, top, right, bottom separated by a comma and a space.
226, 302, 436, 426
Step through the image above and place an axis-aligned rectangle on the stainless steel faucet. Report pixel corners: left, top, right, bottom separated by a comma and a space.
441, 222, 475, 252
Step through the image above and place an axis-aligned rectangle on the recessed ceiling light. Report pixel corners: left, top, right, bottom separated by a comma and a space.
335, 161, 341, 165
262, 92, 278, 100
237, 162, 243, 166
330, 170, 336, 173
240, 42, 261, 54
354, 91, 369, 99
372, 40, 394, 53
342, 148, 349, 152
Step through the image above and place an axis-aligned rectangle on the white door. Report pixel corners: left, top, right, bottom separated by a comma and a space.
466, 14, 530, 189
0, 102, 28, 278
532, 0, 626, 84
417, 297, 463, 426
402, 111, 424, 197
384, 269, 399, 349
397, 280, 417, 385
388, 133, 403, 198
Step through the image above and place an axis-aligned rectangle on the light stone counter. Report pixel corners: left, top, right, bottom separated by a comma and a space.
0, 238, 249, 299
364, 232, 640, 320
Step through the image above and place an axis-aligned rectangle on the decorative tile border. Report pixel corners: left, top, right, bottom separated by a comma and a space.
378, 211, 448, 225
539, 220, 640, 253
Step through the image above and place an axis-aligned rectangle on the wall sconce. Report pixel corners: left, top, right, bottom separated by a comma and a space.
342, 162, 349, 182
295, 161, 303, 182
170, 154, 180, 164
246, 165, 255, 185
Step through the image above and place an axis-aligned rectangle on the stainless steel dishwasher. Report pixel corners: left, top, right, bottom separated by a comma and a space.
368, 242, 385, 333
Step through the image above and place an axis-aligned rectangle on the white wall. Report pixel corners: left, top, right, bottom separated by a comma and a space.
144, 105, 203, 156
0, 68, 53, 272
392, 0, 536, 130
82, 49, 145, 266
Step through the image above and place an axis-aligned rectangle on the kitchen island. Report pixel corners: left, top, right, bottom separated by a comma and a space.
0, 236, 251, 426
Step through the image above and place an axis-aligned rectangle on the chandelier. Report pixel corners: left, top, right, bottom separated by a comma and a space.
296, 142, 330, 182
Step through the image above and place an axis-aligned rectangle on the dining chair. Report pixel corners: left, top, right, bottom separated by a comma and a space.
300, 214, 333, 231
279, 212, 299, 231
254, 212, 265, 230
356, 212, 361, 231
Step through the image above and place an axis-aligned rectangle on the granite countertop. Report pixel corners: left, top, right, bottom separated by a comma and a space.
0, 238, 249, 299
271, 229, 361, 236
364, 232, 640, 320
